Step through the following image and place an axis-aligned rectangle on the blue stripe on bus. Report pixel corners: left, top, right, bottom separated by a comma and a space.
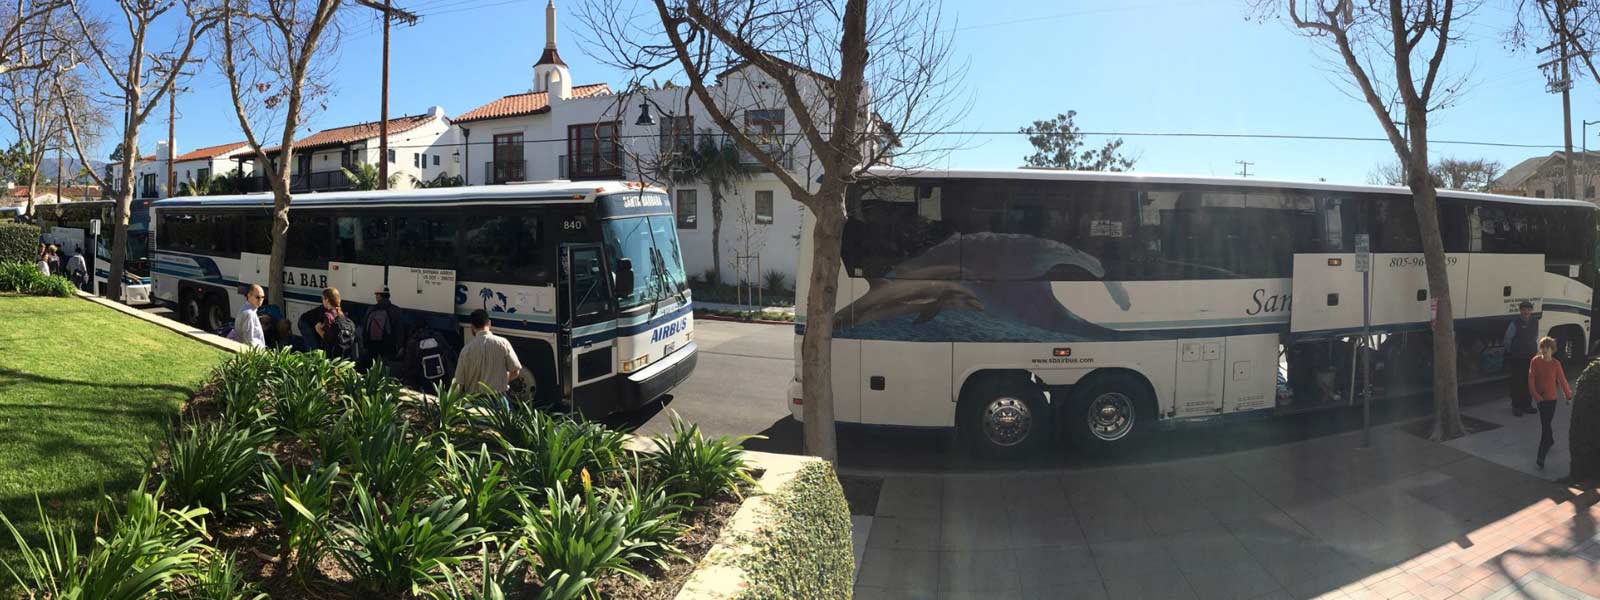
1543, 303, 1592, 316
793, 313, 1551, 342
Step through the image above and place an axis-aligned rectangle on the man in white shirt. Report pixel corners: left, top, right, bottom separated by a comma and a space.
232, 284, 266, 349
454, 309, 522, 395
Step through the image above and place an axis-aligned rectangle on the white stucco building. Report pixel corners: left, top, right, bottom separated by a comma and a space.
449, 0, 830, 287
108, 140, 258, 199
239, 107, 455, 193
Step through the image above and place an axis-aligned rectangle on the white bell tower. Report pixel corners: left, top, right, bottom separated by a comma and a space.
532, 0, 571, 100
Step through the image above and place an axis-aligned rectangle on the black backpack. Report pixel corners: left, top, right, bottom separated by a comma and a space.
364, 303, 405, 357
324, 313, 358, 359
402, 327, 454, 387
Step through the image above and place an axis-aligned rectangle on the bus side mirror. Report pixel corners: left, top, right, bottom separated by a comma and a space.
616, 258, 635, 299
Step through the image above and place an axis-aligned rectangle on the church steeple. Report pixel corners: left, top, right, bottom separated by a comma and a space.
533, 0, 571, 99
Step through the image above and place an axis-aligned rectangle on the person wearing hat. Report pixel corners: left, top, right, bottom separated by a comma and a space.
362, 286, 407, 369
1504, 300, 1540, 416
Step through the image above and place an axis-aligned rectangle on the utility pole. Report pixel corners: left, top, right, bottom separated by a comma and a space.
167, 85, 177, 197
1236, 160, 1254, 178
1541, 5, 1579, 199
355, 0, 418, 190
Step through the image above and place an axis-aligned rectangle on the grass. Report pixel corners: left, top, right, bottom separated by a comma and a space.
0, 295, 223, 566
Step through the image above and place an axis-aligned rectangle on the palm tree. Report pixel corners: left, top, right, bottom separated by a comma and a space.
341, 163, 381, 191
205, 169, 246, 195
667, 132, 752, 285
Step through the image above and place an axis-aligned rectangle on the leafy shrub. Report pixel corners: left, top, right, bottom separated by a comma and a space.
212, 351, 278, 424
431, 541, 526, 600
338, 378, 403, 442
423, 381, 477, 434
505, 411, 626, 495
343, 423, 441, 501
341, 360, 403, 406
604, 458, 691, 568
520, 482, 649, 599
267, 361, 340, 439
763, 269, 788, 293
435, 442, 523, 530
649, 412, 757, 502
262, 461, 342, 582
1570, 359, 1600, 481
182, 550, 266, 600
154, 419, 274, 518
736, 461, 853, 600
0, 222, 40, 264
0, 261, 75, 296
333, 481, 485, 597
1, 482, 211, 599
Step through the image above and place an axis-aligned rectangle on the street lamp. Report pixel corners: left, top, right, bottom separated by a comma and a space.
634, 101, 656, 127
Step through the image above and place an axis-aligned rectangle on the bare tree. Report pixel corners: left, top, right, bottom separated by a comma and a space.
1367, 156, 1500, 191
0, 0, 72, 75
215, 0, 342, 309
1261, 0, 1470, 440
56, 0, 211, 303
0, 38, 102, 216
578, 0, 964, 461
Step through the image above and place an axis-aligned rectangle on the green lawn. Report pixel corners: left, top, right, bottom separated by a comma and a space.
0, 295, 222, 560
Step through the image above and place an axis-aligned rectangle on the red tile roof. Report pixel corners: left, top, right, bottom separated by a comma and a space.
246, 112, 443, 156
453, 83, 611, 124
173, 141, 249, 163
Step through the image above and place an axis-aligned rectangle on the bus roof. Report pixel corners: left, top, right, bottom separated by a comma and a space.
863, 167, 1600, 210
150, 180, 665, 209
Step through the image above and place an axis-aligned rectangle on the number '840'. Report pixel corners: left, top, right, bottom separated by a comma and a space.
562, 219, 584, 230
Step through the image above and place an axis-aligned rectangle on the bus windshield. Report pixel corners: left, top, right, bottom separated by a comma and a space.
603, 215, 687, 310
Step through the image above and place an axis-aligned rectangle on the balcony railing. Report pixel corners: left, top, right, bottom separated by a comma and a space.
484, 159, 528, 184
659, 133, 793, 171
239, 170, 354, 194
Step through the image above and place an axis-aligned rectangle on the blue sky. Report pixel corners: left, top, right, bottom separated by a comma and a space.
135, 0, 1574, 185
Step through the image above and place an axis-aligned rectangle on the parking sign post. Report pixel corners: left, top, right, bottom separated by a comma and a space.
1355, 234, 1372, 448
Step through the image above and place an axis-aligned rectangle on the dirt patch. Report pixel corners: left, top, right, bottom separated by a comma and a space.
592, 489, 745, 600
838, 474, 882, 516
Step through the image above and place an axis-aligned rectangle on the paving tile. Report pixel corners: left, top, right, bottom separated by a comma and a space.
943, 479, 1011, 514
942, 591, 1022, 600
1148, 504, 1228, 536
1183, 560, 1285, 600
877, 478, 942, 520
1008, 514, 1084, 548
1166, 531, 1255, 574
867, 516, 941, 551
1013, 544, 1102, 589
1102, 569, 1198, 600
939, 507, 1011, 551
939, 549, 1019, 594
856, 547, 939, 593
1020, 580, 1109, 600
1078, 511, 1156, 544
1091, 539, 1177, 581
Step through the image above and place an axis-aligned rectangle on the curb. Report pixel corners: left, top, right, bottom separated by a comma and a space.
693, 310, 795, 326
73, 291, 246, 354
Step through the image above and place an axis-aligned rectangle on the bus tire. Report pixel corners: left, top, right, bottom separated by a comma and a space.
957, 377, 1050, 459
1066, 372, 1150, 455
178, 290, 203, 327
200, 292, 229, 334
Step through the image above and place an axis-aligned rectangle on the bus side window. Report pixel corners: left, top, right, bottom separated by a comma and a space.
285, 211, 334, 268
392, 213, 459, 270
461, 213, 546, 285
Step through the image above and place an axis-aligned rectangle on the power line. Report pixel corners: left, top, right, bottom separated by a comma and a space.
1235, 160, 1253, 178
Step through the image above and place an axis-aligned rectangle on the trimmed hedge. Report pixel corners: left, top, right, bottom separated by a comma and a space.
0, 222, 39, 265
1570, 358, 1600, 482
737, 461, 854, 600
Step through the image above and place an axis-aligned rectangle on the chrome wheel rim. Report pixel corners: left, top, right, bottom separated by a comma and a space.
1087, 392, 1135, 441
982, 396, 1033, 447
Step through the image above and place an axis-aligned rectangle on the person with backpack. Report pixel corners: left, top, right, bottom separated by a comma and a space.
454, 309, 522, 398
362, 287, 407, 369
66, 245, 88, 291
313, 287, 358, 360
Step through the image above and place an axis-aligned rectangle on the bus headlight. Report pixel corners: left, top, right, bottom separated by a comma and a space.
621, 354, 651, 373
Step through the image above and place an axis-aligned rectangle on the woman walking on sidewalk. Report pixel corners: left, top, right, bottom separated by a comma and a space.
1530, 336, 1574, 470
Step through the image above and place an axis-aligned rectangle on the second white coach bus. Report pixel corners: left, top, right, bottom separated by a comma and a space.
789, 169, 1599, 457
150, 181, 697, 417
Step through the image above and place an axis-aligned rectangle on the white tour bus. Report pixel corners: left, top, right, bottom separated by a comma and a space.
150, 181, 697, 417
35, 199, 154, 304
789, 169, 1599, 457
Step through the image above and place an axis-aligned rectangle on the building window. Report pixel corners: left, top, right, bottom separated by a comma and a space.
754, 190, 774, 224
387, 149, 396, 164
676, 189, 697, 229
433, 154, 440, 167
1537, 189, 1547, 198
196, 167, 210, 182
1586, 185, 1595, 199
567, 122, 621, 180
744, 109, 785, 165
492, 133, 525, 184
660, 115, 694, 155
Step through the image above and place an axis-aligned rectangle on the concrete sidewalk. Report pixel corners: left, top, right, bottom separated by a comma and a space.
1446, 400, 1575, 482
854, 422, 1600, 599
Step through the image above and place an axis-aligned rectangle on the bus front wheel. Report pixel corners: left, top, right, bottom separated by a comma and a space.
958, 377, 1051, 459
200, 293, 229, 334
1066, 373, 1150, 455
178, 290, 203, 327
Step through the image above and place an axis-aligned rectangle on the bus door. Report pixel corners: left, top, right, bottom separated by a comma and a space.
559, 243, 615, 398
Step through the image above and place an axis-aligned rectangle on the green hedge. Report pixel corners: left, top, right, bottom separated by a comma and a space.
0, 222, 39, 265
0, 262, 74, 297
1571, 359, 1600, 482
737, 461, 854, 600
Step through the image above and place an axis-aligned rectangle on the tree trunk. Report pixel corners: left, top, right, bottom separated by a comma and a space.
800, 190, 845, 463
23, 167, 36, 216
107, 131, 138, 303
711, 188, 724, 285
266, 160, 292, 310
1407, 120, 1465, 441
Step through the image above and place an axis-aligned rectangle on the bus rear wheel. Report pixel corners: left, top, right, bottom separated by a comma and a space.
200, 293, 229, 334
178, 290, 203, 327
958, 378, 1051, 459
1066, 373, 1150, 455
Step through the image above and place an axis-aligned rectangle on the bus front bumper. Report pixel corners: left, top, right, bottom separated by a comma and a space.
574, 341, 698, 417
